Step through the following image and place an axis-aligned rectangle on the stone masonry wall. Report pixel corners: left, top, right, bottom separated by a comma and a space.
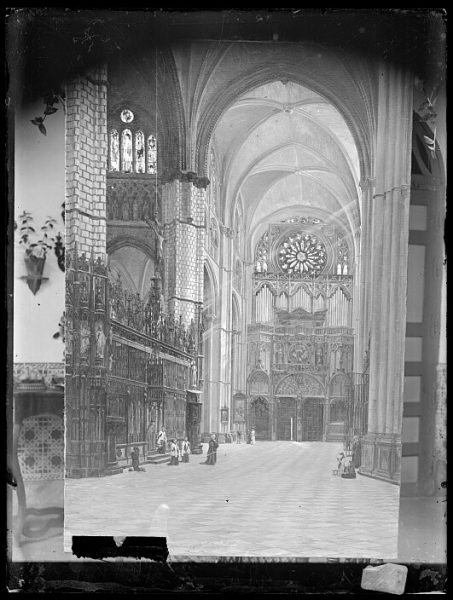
65, 66, 108, 258
162, 178, 206, 326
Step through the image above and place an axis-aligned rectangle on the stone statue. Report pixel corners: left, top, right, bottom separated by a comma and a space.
80, 322, 90, 356
300, 345, 309, 363
80, 280, 89, 303
95, 281, 103, 306
190, 361, 198, 387
66, 322, 74, 355
95, 322, 106, 359
133, 198, 140, 221
315, 346, 323, 366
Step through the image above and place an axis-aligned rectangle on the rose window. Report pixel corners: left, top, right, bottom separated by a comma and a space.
278, 232, 327, 274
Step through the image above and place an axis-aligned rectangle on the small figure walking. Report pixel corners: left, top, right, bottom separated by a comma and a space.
181, 437, 191, 463
236, 430, 242, 444
250, 429, 256, 445
203, 434, 219, 465
169, 439, 180, 465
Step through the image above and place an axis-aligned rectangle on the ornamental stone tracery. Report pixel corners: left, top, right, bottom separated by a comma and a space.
278, 232, 327, 275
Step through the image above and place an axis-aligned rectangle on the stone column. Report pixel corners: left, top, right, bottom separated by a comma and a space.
215, 223, 235, 436
65, 66, 110, 477
359, 64, 413, 484
354, 178, 374, 373
65, 66, 108, 259
322, 399, 330, 441
161, 173, 207, 327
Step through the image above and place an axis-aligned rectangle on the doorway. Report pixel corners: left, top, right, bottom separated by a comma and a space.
250, 396, 271, 440
277, 397, 296, 440
301, 398, 323, 441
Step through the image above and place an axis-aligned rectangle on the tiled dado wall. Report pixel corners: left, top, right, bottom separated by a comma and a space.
14, 363, 65, 481
401, 182, 446, 495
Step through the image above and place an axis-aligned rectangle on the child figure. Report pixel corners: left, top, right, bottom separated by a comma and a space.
181, 437, 191, 463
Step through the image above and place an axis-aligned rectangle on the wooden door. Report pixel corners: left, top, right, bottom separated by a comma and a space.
277, 397, 296, 440
301, 398, 323, 440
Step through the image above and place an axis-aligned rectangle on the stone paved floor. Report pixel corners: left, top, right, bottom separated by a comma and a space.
64, 441, 401, 559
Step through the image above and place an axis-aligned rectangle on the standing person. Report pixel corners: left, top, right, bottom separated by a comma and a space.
157, 426, 167, 454
181, 437, 191, 463
169, 439, 180, 465
352, 436, 361, 469
203, 434, 219, 465
250, 429, 256, 445
336, 451, 346, 475
129, 446, 145, 472
237, 430, 242, 444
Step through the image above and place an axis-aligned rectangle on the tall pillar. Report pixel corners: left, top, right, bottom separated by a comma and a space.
359, 64, 413, 484
216, 223, 235, 437
354, 178, 374, 373
65, 66, 108, 259
161, 172, 207, 327
65, 66, 110, 477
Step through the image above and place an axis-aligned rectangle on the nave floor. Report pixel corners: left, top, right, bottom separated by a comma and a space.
64, 441, 401, 559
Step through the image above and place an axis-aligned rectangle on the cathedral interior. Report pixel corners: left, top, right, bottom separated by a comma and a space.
9, 10, 446, 566
59, 16, 446, 494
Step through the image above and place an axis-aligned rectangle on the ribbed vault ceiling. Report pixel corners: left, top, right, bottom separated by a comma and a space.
211, 80, 360, 250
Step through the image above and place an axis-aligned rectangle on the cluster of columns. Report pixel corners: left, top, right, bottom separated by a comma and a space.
358, 64, 414, 483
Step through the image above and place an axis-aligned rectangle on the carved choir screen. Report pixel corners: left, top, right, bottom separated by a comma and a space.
109, 108, 157, 174
66, 248, 202, 477
107, 271, 199, 355
65, 252, 110, 477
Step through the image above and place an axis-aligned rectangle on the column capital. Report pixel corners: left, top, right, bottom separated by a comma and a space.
161, 169, 210, 189
359, 177, 375, 191
219, 224, 235, 238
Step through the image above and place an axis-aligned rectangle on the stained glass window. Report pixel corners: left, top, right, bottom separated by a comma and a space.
110, 129, 119, 171
120, 109, 134, 123
278, 232, 327, 274
147, 135, 157, 174
337, 239, 349, 275
135, 130, 145, 173
121, 129, 133, 173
